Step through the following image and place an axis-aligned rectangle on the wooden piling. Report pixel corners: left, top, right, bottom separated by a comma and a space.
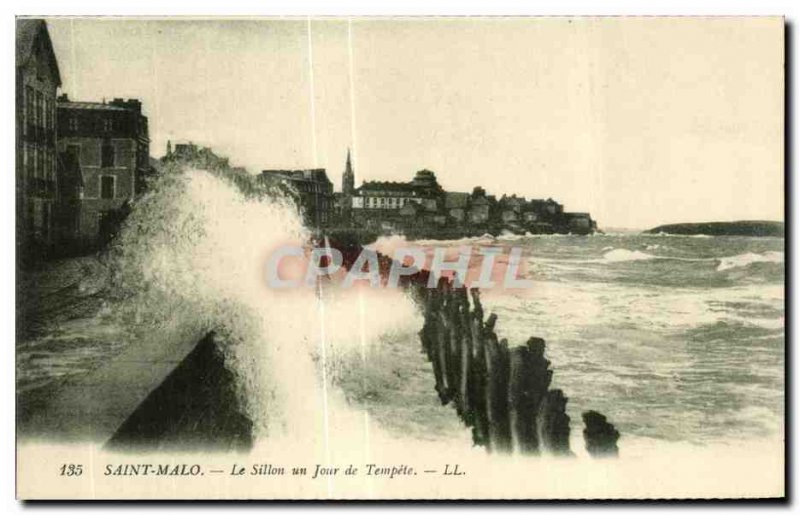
537, 389, 572, 456
582, 410, 620, 457
484, 334, 511, 453
411, 275, 619, 458
507, 345, 534, 454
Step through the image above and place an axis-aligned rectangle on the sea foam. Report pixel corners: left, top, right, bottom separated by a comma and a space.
716, 251, 784, 272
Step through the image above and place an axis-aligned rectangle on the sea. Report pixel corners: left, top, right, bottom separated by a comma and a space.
16, 169, 785, 464
403, 231, 785, 446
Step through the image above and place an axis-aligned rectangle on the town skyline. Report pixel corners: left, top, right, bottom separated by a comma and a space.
45, 17, 783, 229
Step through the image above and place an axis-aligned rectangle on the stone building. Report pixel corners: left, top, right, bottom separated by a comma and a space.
444, 192, 469, 223
529, 198, 564, 219
54, 150, 83, 250
56, 96, 151, 247
352, 170, 442, 212
467, 187, 491, 224
259, 168, 334, 228
16, 19, 61, 258
562, 212, 596, 234
354, 181, 421, 211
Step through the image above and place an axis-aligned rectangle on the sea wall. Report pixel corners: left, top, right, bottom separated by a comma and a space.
18, 323, 208, 444
106, 332, 252, 452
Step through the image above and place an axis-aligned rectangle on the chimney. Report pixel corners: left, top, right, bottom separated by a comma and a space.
109, 98, 142, 114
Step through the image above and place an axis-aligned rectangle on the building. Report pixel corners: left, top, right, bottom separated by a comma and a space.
166, 141, 230, 170
353, 169, 442, 213
348, 170, 443, 232
410, 169, 443, 197
444, 192, 469, 223
16, 19, 61, 258
56, 95, 150, 247
529, 198, 564, 219
262, 150, 597, 236
259, 169, 334, 228
467, 187, 491, 224
54, 150, 83, 250
354, 181, 422, 211
562, 212, 595, 234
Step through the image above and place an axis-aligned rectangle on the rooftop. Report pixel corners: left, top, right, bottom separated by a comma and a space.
444, 192, 470, 208
16, 19, 61, 86
261, 169, 332, 184
57, 101, 130, 112
58, 96, 144, 113
359, 181, 418, 192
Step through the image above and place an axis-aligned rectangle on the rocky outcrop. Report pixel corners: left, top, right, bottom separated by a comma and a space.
644, 221, 783, 237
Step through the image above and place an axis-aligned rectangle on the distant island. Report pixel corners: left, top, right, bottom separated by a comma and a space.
643, 221, 784, 237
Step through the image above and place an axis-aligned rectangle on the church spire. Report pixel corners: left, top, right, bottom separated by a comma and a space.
342, 148, 355, 195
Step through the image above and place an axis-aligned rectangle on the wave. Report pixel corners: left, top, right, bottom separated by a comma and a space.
600, 248, 783, 272
645, 232, 713, 238
496, 230, 533, 242
411, 233, 496, 247
111, 168, 419, 446
716, 251, 784, 272
602, 248, 658, 263
593, 231, 643, 237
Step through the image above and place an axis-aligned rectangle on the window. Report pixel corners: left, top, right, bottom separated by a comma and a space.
24, 86, 33, 137
42, 204, 50, 240
100, 175, 115, 199
103, 118, 113, 132
24, 87, 33, 123
67, 144, 81, 161
68, 117, 78, 131
35, 91, 43, 127
101, 143, 115, 167
33, 148, 40, 179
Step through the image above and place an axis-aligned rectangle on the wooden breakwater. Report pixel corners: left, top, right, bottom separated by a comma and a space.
416, 278, 619, 457
329, 233, 621, 457
98, 237, 619, 455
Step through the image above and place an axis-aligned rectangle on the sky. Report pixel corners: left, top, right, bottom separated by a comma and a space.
46, 17, 783, 229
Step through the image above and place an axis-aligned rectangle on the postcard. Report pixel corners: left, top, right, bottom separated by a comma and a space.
15, 16, 784, 500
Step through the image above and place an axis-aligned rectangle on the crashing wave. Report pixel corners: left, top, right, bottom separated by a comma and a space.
716, 251, 784, 272
110, 166, 419, 445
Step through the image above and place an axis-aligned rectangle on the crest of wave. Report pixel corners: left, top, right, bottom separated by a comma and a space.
106, 165, 419, 451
